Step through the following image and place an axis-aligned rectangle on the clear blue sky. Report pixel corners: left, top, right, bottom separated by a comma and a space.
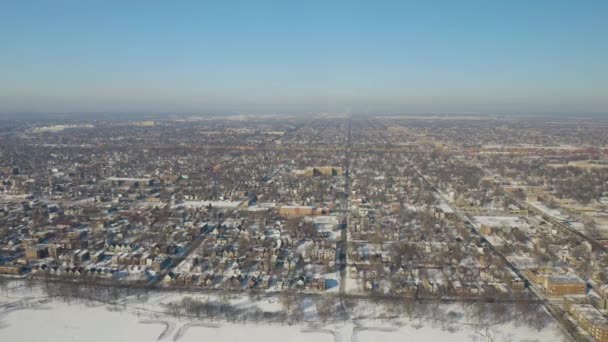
0, 0, 607, 115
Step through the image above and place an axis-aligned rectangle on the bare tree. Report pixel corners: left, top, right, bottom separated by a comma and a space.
315, 297, 335, 324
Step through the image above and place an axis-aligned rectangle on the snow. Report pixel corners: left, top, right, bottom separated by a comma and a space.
355, 319, 566, 342
1, 299, 566, 342
0, 282, 567, 342
507, 256, 539, 269
174, 200, 243, 209
569, 221, 585, 232
178, 325, 333, 342
437, 203, 454, 214
484, 235, 506, 246
1, 300, 163, 342
0, 298, 334, 342
106, 176, 152, 183
473, 216, 528, 229
528, 201, 568, 221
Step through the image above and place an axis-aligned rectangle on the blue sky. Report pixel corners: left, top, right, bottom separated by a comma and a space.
0, 0, 607, 115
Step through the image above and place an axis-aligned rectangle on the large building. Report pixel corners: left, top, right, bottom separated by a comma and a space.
25, 245, 47, 260
545, 274, 586, 296
278, 206, 329, 217
104, 177, 153, 187
570, 304, 608, 342
0, 264, 23, 275
303, 166, 343, 177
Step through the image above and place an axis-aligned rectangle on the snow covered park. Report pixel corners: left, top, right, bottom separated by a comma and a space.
0, 280, 569, 342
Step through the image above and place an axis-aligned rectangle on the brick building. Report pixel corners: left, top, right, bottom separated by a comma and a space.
570, 304, 608, 341
545, 274, 586, 296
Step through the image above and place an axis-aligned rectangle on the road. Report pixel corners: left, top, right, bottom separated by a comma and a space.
405, 160, 576, 341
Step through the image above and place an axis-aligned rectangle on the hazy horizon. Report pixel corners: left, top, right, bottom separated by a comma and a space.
1, 1, 607, 115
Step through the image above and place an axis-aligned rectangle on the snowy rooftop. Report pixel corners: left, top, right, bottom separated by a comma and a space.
174, 200, 243, 209
473, 216, 528, 228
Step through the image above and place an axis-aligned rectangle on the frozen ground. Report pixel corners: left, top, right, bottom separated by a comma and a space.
473, 216, 529, 229
528, 202, 568, 221
0, 281, 569, 342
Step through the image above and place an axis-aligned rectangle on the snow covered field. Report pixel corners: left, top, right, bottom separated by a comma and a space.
0, 300, 334, 342
1, 300, 163, 342
0, 281, 569, 342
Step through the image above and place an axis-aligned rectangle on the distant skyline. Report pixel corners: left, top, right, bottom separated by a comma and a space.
1, 1, 607, 116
